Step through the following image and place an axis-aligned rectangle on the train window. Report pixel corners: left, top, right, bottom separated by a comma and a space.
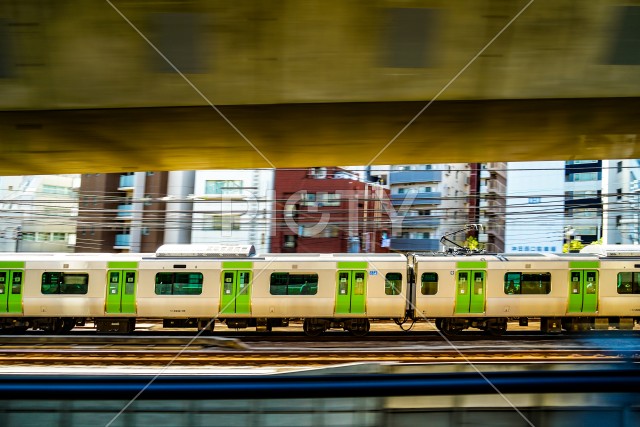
338, 273, 349, 295
585, 272, 597, 294
504, 273, 550, 295
238, 272, 250, 295
570, 272, 581, 294
385, 273, 402, 295
41, 272, 60, 294
124, 272, 136, 295
60, 274, 89, 294
174, 273, 203, 295
458, 272, 468, 295
617, 272, 640, 294
109, 272, 119, 295
473, 272, 484, 295
354, 272, 365, 295
421, 272, 438, 295
505, 272, 520, 294
269, 273, 318, 295
223, 272, 234, 295
41, 272, 89, 294
0, 272, 5, 294
154, 272, 203, 295
12, 272, 22, 294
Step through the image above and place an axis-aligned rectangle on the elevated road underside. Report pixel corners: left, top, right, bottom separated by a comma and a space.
2, 97, 640, 175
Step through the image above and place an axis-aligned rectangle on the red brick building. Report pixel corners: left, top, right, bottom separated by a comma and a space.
272, 167, 390, 253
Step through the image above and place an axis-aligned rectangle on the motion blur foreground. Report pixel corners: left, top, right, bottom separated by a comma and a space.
2, 1, 640, 175
3, 1, 640, 427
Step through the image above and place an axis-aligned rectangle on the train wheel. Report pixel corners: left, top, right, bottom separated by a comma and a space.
60, 318, 76, 333
440, 319, 462, 337
486, 319, 507, 336
349, 320, 370, 337
303, 319, 324, 337
47, 318, 65, 334
198, 319, 215, 334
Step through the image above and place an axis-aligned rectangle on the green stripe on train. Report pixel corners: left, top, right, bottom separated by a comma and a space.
569, 261, 600, 269
337, 262, 368, 269
107, 261, 139, 269
0, 261, 25, 268
456, 261, 487, 269
223, 261, 253, 269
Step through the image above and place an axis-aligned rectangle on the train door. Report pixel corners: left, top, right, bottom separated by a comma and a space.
105, 270, 137, 314
455, 270, 486, 314
567, 270, 598, 313
335, 270, 367, 315
220, 270, 252, 314
0, 269, 23, 314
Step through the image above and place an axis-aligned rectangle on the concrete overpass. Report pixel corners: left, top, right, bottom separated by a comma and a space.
1, 1, 640, 175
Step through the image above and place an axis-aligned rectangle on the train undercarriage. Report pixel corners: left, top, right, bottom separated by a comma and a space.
0, 317, 83, 334
430, 316, 638, 336
1, 316, 637, 336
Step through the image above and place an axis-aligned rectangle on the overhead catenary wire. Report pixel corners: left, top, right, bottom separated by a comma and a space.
3, 162, 640, 250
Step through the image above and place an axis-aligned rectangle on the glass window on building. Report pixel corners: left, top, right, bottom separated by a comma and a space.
205, 180, 242, 195
317, 192, 341, 207
36, 232, 50, 241
42, 185, 71, 195
568, 172, 600, 182
208, 215, 240, 231
51, 233, 66, 241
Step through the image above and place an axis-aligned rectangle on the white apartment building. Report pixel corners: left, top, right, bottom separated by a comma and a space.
603, 159, 640, 244
505, 160, 616, 252
505, 161, 565, 253
190, 169, 274, 253
0, 175, 79, 252
388, 164, 470, 251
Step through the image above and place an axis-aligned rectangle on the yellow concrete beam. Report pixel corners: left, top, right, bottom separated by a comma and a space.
1, 98, 639, 176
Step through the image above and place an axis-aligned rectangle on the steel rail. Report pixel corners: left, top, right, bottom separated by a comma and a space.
0, 348, 635, 366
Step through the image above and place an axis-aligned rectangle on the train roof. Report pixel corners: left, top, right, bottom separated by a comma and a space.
0, 252, 145, 261
250, 253, 408, 262
412, 252, 601, 262
156, 244, 256, 258
580, 244, 640, 258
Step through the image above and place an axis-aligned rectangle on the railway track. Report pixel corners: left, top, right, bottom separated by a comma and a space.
0, 346, 636, 367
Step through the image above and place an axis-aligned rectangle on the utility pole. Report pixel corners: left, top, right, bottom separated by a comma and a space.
14, 226, 22, 253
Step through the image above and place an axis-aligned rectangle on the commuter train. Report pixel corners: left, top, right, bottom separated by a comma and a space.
1, 243, 640, 336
